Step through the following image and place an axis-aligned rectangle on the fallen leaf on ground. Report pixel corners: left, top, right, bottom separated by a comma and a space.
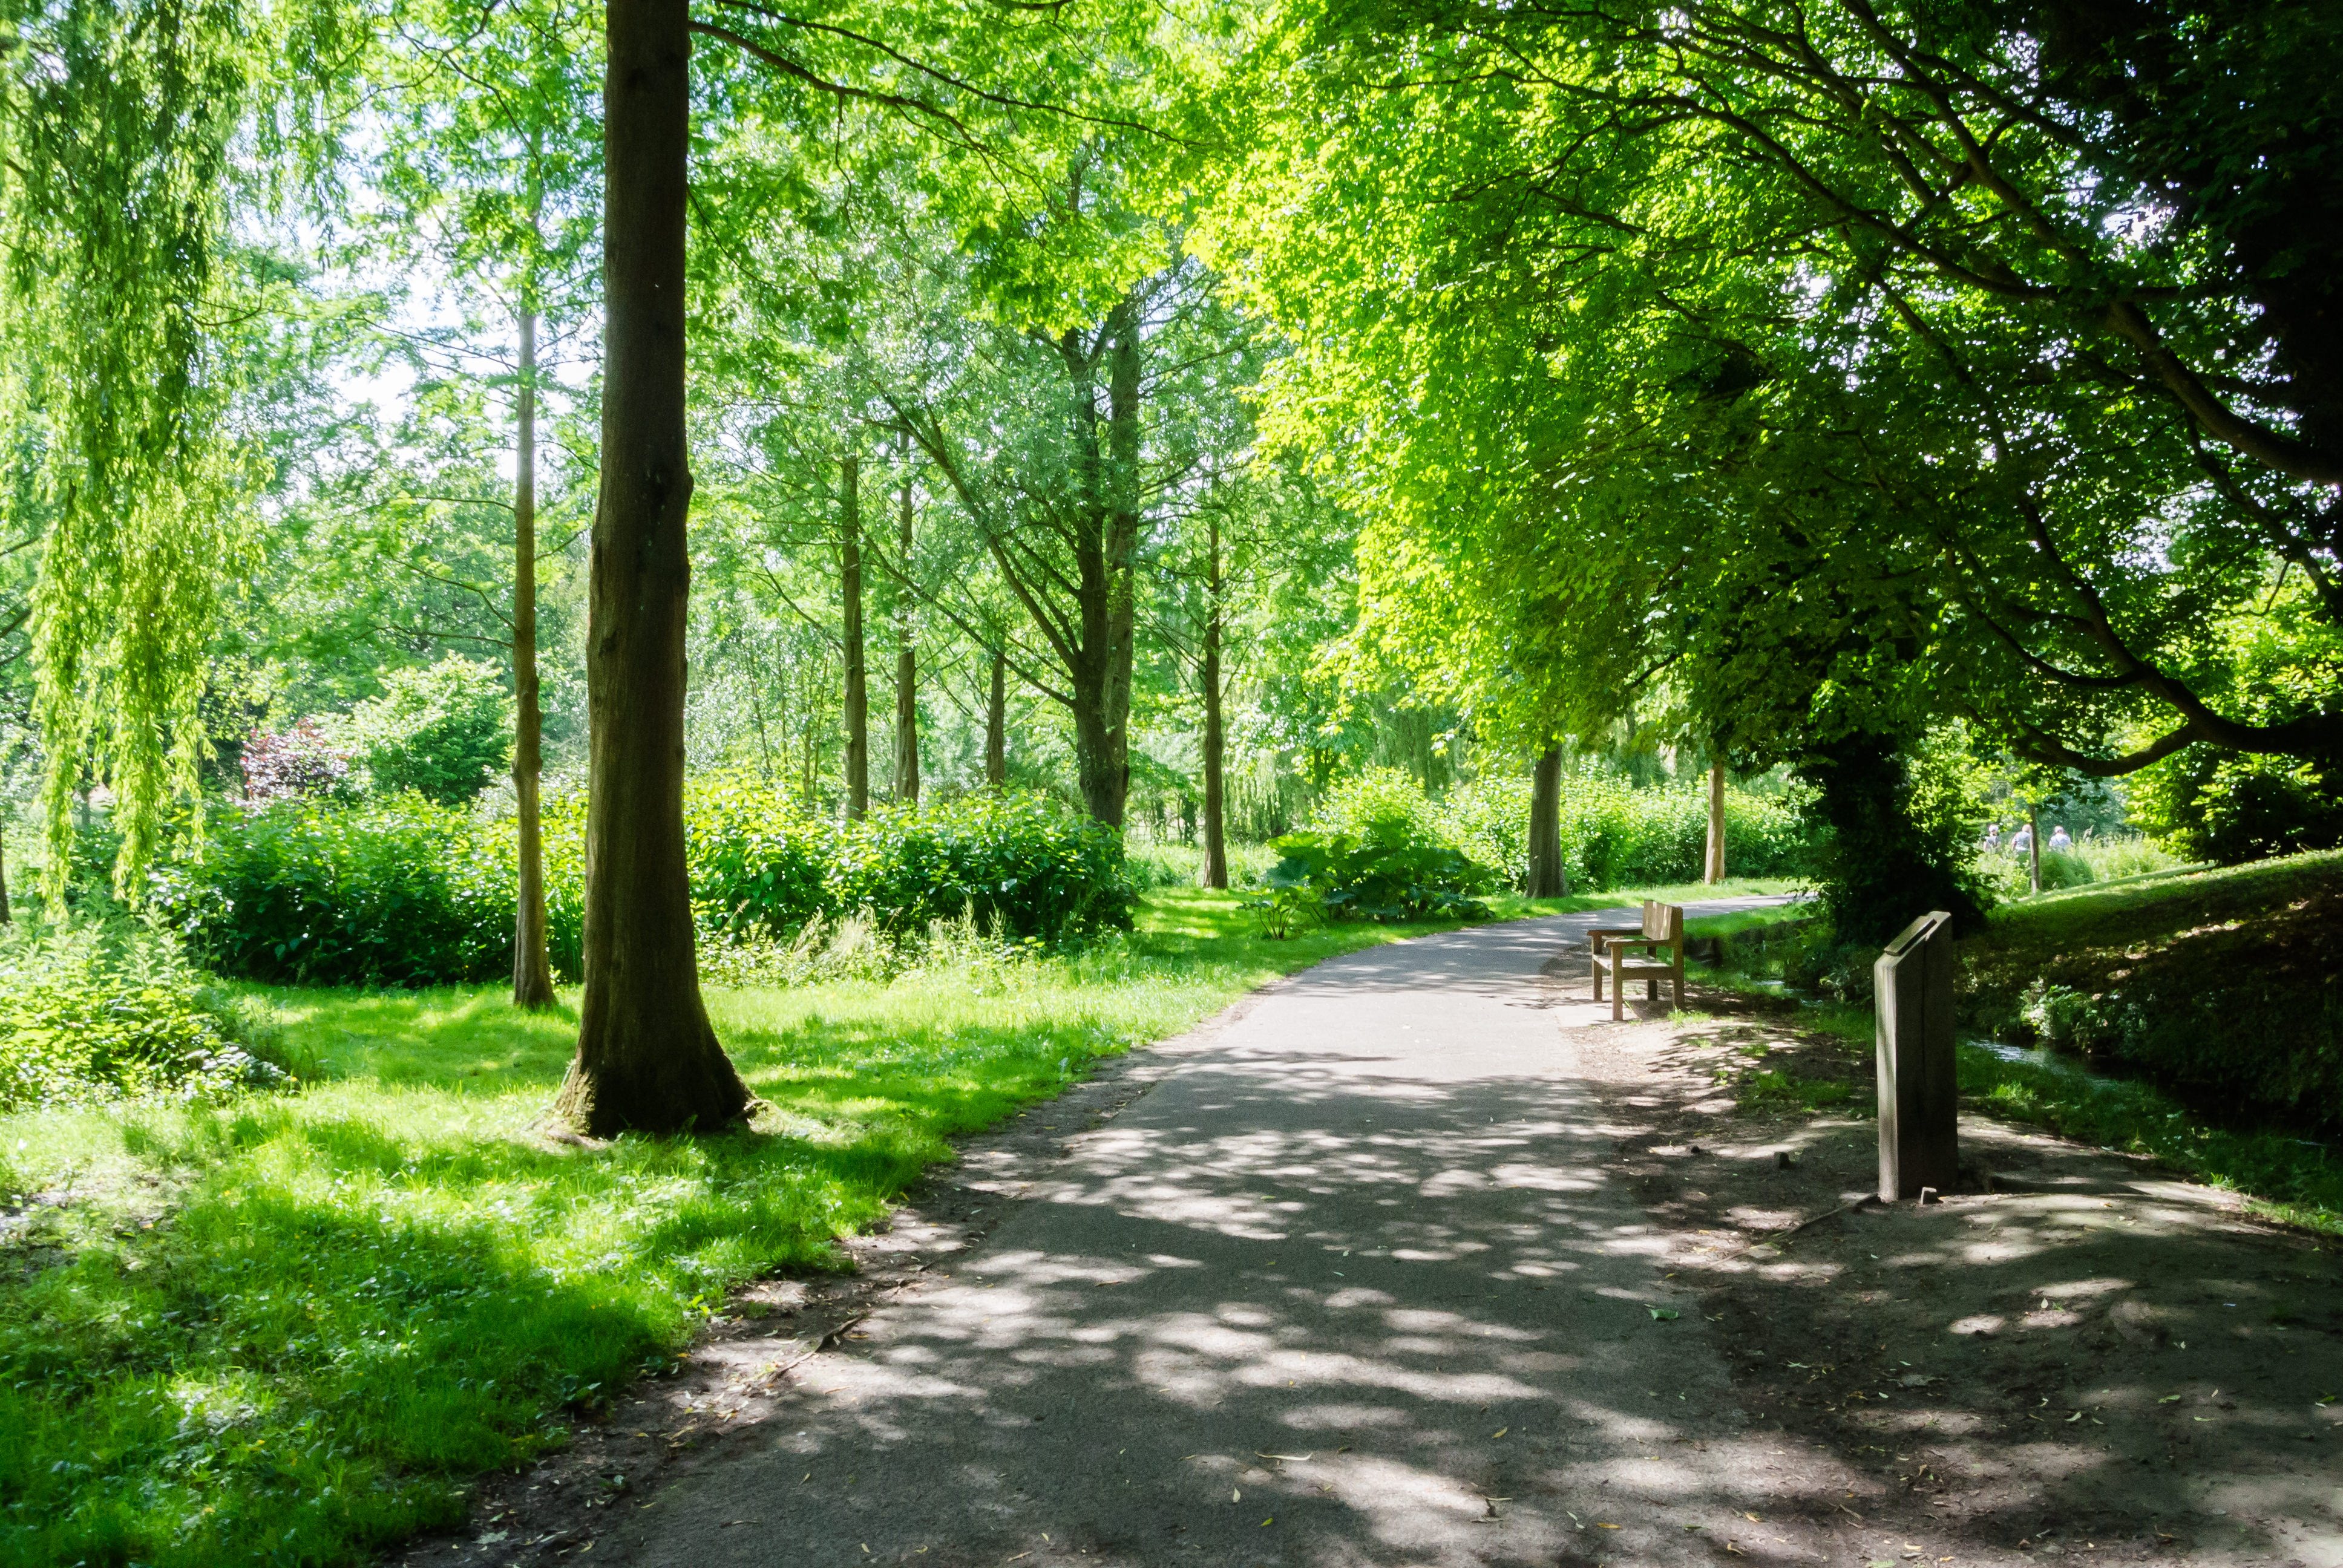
1650, 1307, 1680, 1321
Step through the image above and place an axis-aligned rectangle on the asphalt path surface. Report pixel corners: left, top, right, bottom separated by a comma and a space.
605, 900, 1815, 1568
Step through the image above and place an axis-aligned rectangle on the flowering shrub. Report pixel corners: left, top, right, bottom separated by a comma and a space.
240, 719, 355, 803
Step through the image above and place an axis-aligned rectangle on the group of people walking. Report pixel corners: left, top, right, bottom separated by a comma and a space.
1984, 821, 2074, 855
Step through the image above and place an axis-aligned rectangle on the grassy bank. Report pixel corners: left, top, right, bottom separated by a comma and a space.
1682, 866, 2343, 1236
0, 882, 1814, 1568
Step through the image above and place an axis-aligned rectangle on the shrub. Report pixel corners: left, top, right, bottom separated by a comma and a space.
161, 795, 517, 987
343, 655, 514, 805
0, 921, 298, 1111
2131, 746, 2343, 866
827, 791, 1135, 938
240, 719, 356, 803
169, 784, 1132, 988
1268, 774, 1493, 922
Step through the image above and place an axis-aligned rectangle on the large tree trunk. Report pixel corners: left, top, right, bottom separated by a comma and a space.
512, 305, 555, 1008
1525, 743, 1567, 897
839, 455, 868, 820
1064, 295, 1141, 826
1703, 759, 1727, 885
555, 0, 749, 1137
1200, 511, 1228, 890
984, 649, 1006, 787
892, 463, 918, 803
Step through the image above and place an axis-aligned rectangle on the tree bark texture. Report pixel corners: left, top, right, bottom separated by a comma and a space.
512, 305, 555, 1008
555, 0, 750, 1136
985, 649, 1006, 787
1703, 759, 1726, 885
892, 466, 919, 803
1525, 744, 1567, 897
1200, 511, 1228, 890
839, 455, 868, 820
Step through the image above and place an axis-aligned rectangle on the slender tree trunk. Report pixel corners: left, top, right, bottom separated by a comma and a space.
555, 0, 749, 1136
2028, 803, 2041, 893
892, 461, 918, 803
0, 829, 11, 924
1200, 511, 1228, 890
839, 455, 868, 820
985, 649, 1006, 787
511, 305, 555, 1008
1526, 743, 1567, 897
1703, 759, 1727, 885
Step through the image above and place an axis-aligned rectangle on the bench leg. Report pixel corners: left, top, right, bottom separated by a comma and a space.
1611, 955, 1624, 1021
1646, 977, 1658, 1001
1591, 956, 1604, 1001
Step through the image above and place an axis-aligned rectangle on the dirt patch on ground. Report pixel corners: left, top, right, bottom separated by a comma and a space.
1563, 975, 2343, 1567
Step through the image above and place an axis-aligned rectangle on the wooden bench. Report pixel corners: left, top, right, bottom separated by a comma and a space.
1588, 900, 1685, 1021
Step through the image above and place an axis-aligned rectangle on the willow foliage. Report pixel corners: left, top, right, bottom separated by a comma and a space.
0, 0, 347, 896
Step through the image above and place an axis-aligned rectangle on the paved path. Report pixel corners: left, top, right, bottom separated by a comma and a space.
608, 902, 1815, 1568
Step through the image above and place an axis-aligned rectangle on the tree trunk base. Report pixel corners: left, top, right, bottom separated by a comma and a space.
554, 1016, 752, 1138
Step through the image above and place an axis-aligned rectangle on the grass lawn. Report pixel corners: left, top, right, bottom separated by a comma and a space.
1680, 855, 2343, 1238
0, 881, 1802, 1568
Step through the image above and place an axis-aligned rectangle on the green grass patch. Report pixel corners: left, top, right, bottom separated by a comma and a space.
0, 887, 1550, 1568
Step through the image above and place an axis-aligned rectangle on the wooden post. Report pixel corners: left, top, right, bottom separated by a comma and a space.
1875, 910, 1958, 1200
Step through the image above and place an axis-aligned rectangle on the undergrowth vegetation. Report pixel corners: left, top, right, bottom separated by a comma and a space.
0, 921, 303, 1112
152, 783, 1134, 988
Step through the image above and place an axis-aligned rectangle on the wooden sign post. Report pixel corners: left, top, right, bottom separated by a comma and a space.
1875, 910, 1958, 1201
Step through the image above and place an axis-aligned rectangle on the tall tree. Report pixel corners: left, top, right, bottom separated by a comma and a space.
892, 449, 919, 803
839, 454, 870, 820
1525, 744, 1567, 898
555, 0, 750, 1135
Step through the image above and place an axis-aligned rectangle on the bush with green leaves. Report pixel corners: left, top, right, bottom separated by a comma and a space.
0, 921, 298, 1111
1267, 773, 1493, 923
168, 783, 1132, 988
341, 654, 514, 806
160, 795, 518, 987
826, 791, 1136, 938
1434, 765, 1810, 892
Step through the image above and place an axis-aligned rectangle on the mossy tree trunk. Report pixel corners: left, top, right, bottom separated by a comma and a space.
555, 0, 750, 1137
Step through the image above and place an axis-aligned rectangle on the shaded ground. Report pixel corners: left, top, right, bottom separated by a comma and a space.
392, 907, 2343, 1568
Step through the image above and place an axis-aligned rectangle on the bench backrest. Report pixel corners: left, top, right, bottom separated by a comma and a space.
1640, 900, 1685, 946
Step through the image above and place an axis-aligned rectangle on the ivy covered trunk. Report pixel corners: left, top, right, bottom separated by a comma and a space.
556, 0, 750, 1137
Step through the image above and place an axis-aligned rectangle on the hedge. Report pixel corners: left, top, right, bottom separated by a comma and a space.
162, 783, 1134, 988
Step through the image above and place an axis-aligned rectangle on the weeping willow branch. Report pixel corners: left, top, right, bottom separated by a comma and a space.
0, 0, 272, 899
